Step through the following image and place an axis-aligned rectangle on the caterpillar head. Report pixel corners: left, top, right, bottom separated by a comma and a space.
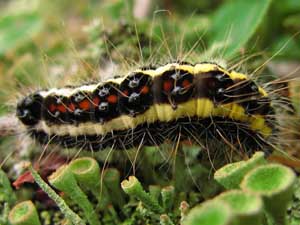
16, 93, 43, 126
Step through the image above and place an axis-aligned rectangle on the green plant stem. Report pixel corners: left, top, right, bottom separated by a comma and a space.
149, 185, 161, 201
161, 186, 175, 212
103, 168, 126, 208
67, 184, 101, 225
69, 157, 110, 209
48, 165, 100, 225
0, 202, 9, 224
29, 165, 85, 225
174, 144, 188, 191
214, 151, 266, 189
122, 176, 164, 214
95, 184, 111, 210
107, 205, 121, 224
0, 169, 17, 205
179, 201, 189, 224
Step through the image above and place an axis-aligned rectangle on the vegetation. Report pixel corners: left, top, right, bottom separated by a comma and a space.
0, 0, 300, 224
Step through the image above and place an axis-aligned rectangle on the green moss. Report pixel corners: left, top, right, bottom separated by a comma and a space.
48, 164, 100, 225
241, 164, 296, 225
70, 158, 92, 173
29, 165, 85, 225
241, 164, 296, 196
245, 167, 285, 191
214, 151, 266, 189
183, 200, 236, 225
161, 186, 175, 212
122, 176, 164, 214
69, 157, 110, 210
1, 0, 300, 224
103, 168, 125, 208
221, 161, 244, 173
217, 190, 263, 225
0, 169, 16, 205
218, 190, 262, 214
8, 201, 41, 225
13, 204, 28, 220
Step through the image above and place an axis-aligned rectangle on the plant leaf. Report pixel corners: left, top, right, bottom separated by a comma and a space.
208, 0, 272, 59
0, 12, 42, 56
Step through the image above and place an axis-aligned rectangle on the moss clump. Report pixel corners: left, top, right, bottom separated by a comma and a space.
183, 200, 236, 225
214, 151, 266, 189
29, 165, 85, 225
8, 201, 41, 225
69, 157, 110, 209
241, 164, 296, 225
48, 165, 100, 225
241, 164, 295, 193
217, 190, 263, 225
121, 176, 164, 214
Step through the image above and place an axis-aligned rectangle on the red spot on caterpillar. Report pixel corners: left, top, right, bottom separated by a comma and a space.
56, 104, 67, 113
107, 95, 118, 104
92, 97, 100, 106
49, 104, 56, 112
140, 86, 149, 94
182, 79, 191, 88
79, 99, 90, 110
68, 103, 76, 112
163, 80, 173, 92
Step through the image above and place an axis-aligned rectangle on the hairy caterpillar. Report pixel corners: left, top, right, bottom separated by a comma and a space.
16, 61, 275, 155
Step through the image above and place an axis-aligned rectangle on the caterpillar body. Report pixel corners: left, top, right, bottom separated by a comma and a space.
16, 62, 275, 154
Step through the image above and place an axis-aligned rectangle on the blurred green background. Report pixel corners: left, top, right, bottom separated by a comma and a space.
0, 1, 300, 224
0, 0, 299, 116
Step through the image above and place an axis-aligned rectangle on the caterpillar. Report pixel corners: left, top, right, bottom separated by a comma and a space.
16, 61, 275, 155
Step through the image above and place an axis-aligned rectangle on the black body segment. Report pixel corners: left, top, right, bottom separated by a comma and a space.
93, 82, 120, 123
119, 72, 153, 116
154, 69, 195, 107
16, 93, 43, 126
